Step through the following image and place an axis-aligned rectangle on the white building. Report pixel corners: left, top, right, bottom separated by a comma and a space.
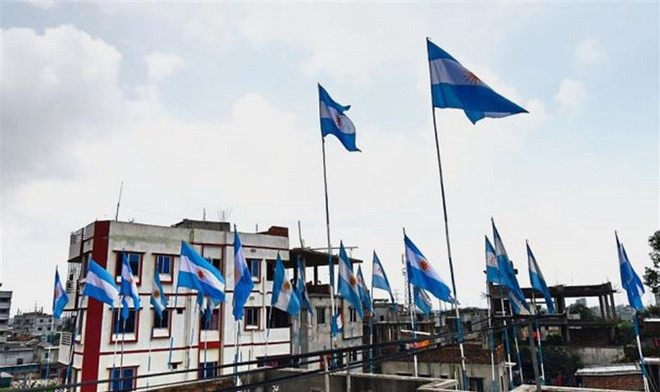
58, 219, 296, 392
0, 290, 12, 344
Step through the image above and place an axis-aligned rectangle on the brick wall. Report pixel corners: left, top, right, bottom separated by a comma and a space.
582, 374, 644, 391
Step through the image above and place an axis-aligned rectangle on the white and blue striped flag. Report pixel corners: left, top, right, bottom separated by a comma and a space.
178, 241, 226, 303
52, 268, 69, 319
120, 253, 141, 320
151, 266, 168, 319
271, 253, 301, 316
319, 84, 360, 152
372, 251, 395, 304
337, 241, 364, 320
414, 286, 432, 316
82, 260, 119, 307
617, 233, 645, 310
527, 242, 555, 314
233, 229, 254, 321
404, 234, 453, 303
356, 266, 373, 313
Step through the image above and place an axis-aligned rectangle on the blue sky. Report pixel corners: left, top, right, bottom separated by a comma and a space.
1, 1, 658, 314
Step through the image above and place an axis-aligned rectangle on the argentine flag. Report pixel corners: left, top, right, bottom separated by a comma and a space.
372, 252, 395, 304
295, 257, 314, 316
331, 308, 343, 336
178, 241, 226, 303
272, 254, 301, 316
52, 268, 69, 319
82, 260, 119, 307
356, 266, 373, 313
404, 234, 453, 303
414, 286, 432, 316
319, 84, 360, 152
233, 230, 255, 321
151, 267, 168, 319
485, 236, 504, 285
617, 233, 645, 310
120, 253, 141, 320
527, 242, 555, 314
427, 39, 527, 124
337, 241, 364, 320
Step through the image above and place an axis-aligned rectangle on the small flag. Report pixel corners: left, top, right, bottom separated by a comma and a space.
356, 266, 374, 313
178, 242, 226, 303
414, 286, 432, 316
120, 253, 141, 320
404, 234, 453, 303
491, 220, 529, 314
82, 260, 119, 307
272, 253, 301, 316
337, 241, 364, 320
151, 266, 168, 319
485, 236, 505, 285
427, 39, 527, 124
331, 308, 343, 336
52, 267, 69, 319
372, 251, 395, 304
527, 242, 555, 314
617, 233, 645, 310
295, 256, 315, 316
233, 229, 255, 321
319, 84, 360, 152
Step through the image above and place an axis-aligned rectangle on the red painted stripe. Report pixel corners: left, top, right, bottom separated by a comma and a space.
81, 220, 110, 392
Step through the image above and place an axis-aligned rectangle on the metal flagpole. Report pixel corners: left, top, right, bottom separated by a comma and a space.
401, 246, 418, 378
499, 296, 514, 390
264, 305, 273, 359
234, 320, 241, 386
486, 282, 497, 392
369, 266, 375, 374
509, 302, 524, 385
425, 37, 467, 389
530, 291, 546, 384
46, 316, 55, 380
634, 314, 651, 392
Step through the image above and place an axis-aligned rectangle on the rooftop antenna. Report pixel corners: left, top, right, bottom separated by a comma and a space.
297, 220, 305, 248
203, 208, 206, 221
114, 181, 124, 221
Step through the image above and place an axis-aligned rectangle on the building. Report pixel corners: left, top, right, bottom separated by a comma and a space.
59, 219, 296, 392
12, 310, 56, 338
0, 290, 12, 344
575, 364, 645, 391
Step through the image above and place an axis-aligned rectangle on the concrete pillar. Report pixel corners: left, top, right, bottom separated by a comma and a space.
599, 296, 606, 319
610, 293, 617, 321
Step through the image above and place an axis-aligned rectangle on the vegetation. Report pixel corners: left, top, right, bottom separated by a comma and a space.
643, 230, 660, 293
565, 302, 601, 321
519, 345, 583, 386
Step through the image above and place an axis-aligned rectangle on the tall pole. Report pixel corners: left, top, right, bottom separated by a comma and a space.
530, 291, 546, 383
402, 247, 418, 378
369, 265, 375, 374
426, 37, 467, 389
114, 181, 123, 221
500, 296, 514, 390
45, 316, 55, 379
509, 306, 524, 385
319, 96, 338, 355
486, 282, 497, 392
526, 319, 542, 392
634, 314, 651, 392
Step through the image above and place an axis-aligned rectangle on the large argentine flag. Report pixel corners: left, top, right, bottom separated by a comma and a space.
617, 233, 645, 310
404, 234, 453, 303
151, 268, 168, 319
52, 268, 69, 319
82, 260, 119, 307
337, 241, 364, 319
178, 241, 226, 303
120, 253, 141, 320
527, 242, 555, 314
319, 84, 360, 152
272, 254, 301, 316
233, 230, 255, 321
485, 236, 504, 285
427, 39, 527, 124
372, 252, 395, 303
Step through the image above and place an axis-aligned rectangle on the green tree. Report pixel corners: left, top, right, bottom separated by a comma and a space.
643, 230, 660, 294
566, 303, 600, 321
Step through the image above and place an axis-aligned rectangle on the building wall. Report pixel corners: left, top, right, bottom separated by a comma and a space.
382, 360, 506, 392
582, 374, 644, 391
0, 291, 12, 344
62, 220, 294, 391
564, 346, 625, 366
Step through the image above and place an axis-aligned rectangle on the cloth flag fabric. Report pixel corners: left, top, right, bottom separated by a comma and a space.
271, 254, 301, 316
120, 253, 141, 320
491, 220, 530, 316
372, 251, 395, 303
485, 236, 505, 285
414, 286, 433, 315
319, 84, 360, 152
151, 267, 168, 319
233, 230, 255, 320
427, 39, 527, 124
337, 241, 364, 319
356, 266, 374, 313
331, 308, 343, 336
404, 234, 453, 303
178, 241, 226, 303
527, 242, 556, 314
617, 233, 645, 310
52, 268, 69, 319
295, 256, 314, 316
82, 260, 119, 306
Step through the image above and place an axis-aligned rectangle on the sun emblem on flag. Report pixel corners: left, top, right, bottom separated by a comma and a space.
152, 289, 160, 299
463, 71, 482, 85
282, 281, 291, 292
349, 275, 358, 287
197, 270, 205, 279
334, 113, 343, 128
419, 259, 431, 272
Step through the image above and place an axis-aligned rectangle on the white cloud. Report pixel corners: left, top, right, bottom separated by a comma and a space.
575, 39, 605, 66
554, 78, 587, 112
22, 0, 57, 9
144, 52, 185, 82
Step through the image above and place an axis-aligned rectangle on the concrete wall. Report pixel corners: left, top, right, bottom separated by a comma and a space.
563, 346, 624, 366
382, 360, 506, 392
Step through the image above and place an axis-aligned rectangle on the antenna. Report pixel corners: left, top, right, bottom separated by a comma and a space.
203, 208, 206, 221
114, 181, 124, 221
297, 220, 305, 248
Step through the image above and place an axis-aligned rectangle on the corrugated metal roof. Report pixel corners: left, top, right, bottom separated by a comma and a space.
575, 364, 640, 376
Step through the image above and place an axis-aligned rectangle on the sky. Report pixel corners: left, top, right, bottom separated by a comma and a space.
1, 1, 658, 315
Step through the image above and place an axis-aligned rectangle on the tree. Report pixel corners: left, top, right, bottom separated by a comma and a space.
566, 303, 600, 321
643, 230, 660, 294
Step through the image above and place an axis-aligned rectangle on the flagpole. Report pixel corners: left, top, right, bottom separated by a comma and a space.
369, 264, 375, 374
530, 290, 546, 384
508, 302, 524, 385
234, 320, 241, 386
499, 295, 514, 390
634, 314, 651, 392
65, 282, 85, 389
486, 282, 497, 392
264, 305, 273, 359
401, 241, 418, 378
46, 315, 55, 380
425, 37, 467, 389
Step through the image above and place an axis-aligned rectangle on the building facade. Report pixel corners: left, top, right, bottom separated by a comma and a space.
12, 311, 56, 338
0, 290, 12, 344
58, 219, 298, 392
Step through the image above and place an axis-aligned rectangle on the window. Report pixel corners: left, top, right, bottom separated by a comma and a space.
112, 309, 137, 334
210, 258, 222, 271
349, 307, 357, 323
468, 377, 484, 392
198, 361, 217, 379
156, 255, 172, 275
245, 307, 260, 329
266, 306, 290, 328
248, 259, 261, 280
110, 367, 136, 392
17, 358, 23, 365
200, 308, 219, 330
316, 307, 326, 325
115, 252, 142, 280
266, 260, 275, 281
153, 309, 169, 329
349, 350, 357, 362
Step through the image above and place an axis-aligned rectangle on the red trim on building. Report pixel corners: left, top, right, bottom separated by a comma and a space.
81, 220, 110, 392
222, 340, 290, 348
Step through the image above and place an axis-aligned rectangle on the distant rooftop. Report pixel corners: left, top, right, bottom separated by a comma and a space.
171, 219, 230, 232
575, 364, 640, 377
